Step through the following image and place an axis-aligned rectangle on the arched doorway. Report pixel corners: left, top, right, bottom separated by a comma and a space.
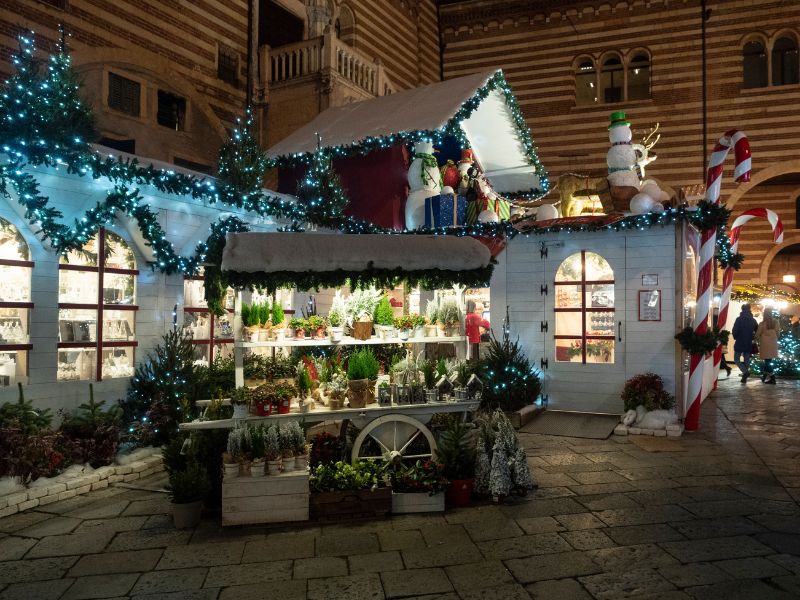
767, 243, 800, 289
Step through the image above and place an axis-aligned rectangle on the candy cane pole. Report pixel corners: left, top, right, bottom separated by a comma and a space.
685, 130, 751, 431
713, 209, 784, 375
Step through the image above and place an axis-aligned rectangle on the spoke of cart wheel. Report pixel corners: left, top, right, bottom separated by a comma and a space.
393, 422, 397, 450
369, 433, 391, 455
401, 453, 432, 459
360, 454, 384, 461
398, 430, 422, 455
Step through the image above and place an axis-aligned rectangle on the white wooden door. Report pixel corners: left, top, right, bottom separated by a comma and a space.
542, 236, 626, 414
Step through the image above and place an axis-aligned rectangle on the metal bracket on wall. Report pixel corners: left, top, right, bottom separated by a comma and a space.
540, 242, 548, 259
541, 394, 549, 408
540, 321, 548, 333
540, 357, 548, 370
540, 284, 548, 296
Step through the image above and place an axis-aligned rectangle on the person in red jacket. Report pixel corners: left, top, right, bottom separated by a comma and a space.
465, 301, 490, 360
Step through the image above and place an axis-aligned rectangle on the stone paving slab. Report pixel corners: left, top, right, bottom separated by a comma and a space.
586, 543, 681, 571
376, 529, 424, 552
130, 568, 208, 596
684, 578, 797, 600
657, 562, 731, 587
561, 529, 617, 550
604, 523, 686, 545
293, 556, 347, 579
444, 560, 514, 595
68, 548, 163, 576
204, 560, 292, 587
578, 567, 676, 599
526, 578, 594, 599
458, 582, 531, 600
315, 532, 379, 557
15, 516, 82, 538
132, 590, 220, 600
0, 556, 78, 584
61, 573, 139, 600
25, 530, 116, 558
671, 516, 766, 539
0, 536, 36, 561
156, 541, 245, 570
347, 550, 403, 573
476, 532, 572, 559
505, 550, 601, 583
217, 580, 304, 600
307, 573, 384, 600
241, 532, 315, 562
381, 567, 453, 598
0, 577, 75, 600
660, 535, 774, 563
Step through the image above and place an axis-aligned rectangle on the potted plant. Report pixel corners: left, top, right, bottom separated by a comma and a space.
422, 360, 438, 403
271, 302, 286, 341
474, 410, 536, 502
265, 424, 282, 475
327, 371, 348, 410
310, 431, 343, 467
241, 303, 260, 343
390, 460, 448, 514
274, 381, 296, 414
249, 424, 266, 477
169, 461, 210, 528
394, 315, 414, 341
306, 315, 326, 339
439, 300, 461, 337
224, 427, 244, 479
374, 295, 395, 340
328, 308, 345, 342
425, 300, 439, 337
453, 361, 471, 400
296, 363, 312, 400
279, 422, 296, 472
250, 383, 273, 416
230, 386, 250, 419
344, 288, 381, 339
258, 302, 272, 342
436, 419, 476, 507
290, 421, 310, 470
289, 317, 306, 340
309, 460, 391, 521
412, 314, 426, 339
347, 348, 379, 408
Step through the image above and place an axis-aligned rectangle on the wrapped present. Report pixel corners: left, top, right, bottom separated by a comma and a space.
424, 194, 467, 228
467, 197, 511, 224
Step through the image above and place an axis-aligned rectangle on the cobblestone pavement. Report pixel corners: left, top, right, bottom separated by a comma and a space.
1, 377, 798, 599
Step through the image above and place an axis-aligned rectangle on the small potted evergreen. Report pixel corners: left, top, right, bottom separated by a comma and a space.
436, 419, 476, 507
258, 302, 271, 341
327, 371, 348, 410
422, 360, 438, 403
241, 303, 260, 342
290, 421, 310, 470
223, 428, 243, 479
279, 422, 296, 472
249, 424, 266, 477
439, 300, 461, 337
169, 461, 210, 529
327, 308, 345, 342
374, 295, 395, 340
271, 302, 286, 341
265, 424, 282, 475
347, 348, 379, 408
425, 300, 439, 337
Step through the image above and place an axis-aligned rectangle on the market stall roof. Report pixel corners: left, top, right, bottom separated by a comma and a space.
220, 231, 495, 291
222, 232, 491, 273
266, 70, 548, 198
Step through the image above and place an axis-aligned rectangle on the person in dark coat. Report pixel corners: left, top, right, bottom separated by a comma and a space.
731, 304, 758, 383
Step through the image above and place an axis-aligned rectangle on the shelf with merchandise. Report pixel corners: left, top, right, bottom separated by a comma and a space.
0, 218, 34, 385
183, 272, 236, 366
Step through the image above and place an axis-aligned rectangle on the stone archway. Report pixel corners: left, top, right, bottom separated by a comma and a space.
762, 240, 800, 286
725, 159, 800, 210
759, 236, 800, 282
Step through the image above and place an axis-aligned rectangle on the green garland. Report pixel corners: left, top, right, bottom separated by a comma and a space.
674, 327, 730, 355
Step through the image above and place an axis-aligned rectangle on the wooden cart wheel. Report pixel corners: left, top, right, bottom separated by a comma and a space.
351, 414, 437, 465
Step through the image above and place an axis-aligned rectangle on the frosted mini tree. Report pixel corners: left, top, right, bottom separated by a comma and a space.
295, 137, 349, 226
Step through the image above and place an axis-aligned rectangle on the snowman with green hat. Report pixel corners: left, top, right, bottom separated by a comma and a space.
606, 110, 641, 189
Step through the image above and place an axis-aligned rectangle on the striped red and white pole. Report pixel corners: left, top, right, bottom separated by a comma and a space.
685, 129, 751, 431
713, 209, 784, 373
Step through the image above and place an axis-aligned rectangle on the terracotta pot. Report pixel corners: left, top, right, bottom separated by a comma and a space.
446, 479, 474, 507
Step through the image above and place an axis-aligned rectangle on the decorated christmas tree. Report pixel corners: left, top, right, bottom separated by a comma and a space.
0, 33, 46, 159
478, 331, 541, 412
216, 106, 269, 200
295, 140, 349, 226
120, 329, 195, 446
40, 28, 96, 154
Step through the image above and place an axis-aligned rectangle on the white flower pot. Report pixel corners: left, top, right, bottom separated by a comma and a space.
250, 460, 265, 477
398, 329, 410, 341
329, 327, 344, 342
281, 455, 295, 472
294, 454, 309, 471
232, 404, 249, 420
413, 326, 424, 339
267, 459, 282, 475
273, 328, 285, 341
223, 463, 239, 480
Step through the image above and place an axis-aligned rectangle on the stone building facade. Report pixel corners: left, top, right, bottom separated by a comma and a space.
439, 0, 800, 286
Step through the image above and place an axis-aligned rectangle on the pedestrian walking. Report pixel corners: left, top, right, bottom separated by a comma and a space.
756, 311, 779, 385
731, 304, 758, 383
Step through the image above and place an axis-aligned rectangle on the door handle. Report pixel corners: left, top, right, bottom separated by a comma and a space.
618, 321, 623, 342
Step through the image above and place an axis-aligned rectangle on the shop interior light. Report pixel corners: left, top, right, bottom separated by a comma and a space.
783, 274, 796, 283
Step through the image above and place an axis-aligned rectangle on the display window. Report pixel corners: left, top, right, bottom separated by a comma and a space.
555, 251, 615, 364
0, 218, 33, 385
183, 272, 235, 366
58, 229, 138, 381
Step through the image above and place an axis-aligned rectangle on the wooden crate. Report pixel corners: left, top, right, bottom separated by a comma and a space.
392, 491, 445, 514
310, 487, 391, 522
222, 471, 309, 526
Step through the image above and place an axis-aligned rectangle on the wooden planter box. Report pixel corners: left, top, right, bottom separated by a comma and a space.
222, 471, 309, 526
392, 491, 445, 514
310, 487, 391, 522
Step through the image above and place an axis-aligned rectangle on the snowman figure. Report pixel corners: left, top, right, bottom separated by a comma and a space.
606, 111, 641, 189
404, 140, 442, 229
457, 148, 475, 195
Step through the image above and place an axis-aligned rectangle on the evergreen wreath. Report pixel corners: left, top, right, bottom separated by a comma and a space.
674, 327, 730, 356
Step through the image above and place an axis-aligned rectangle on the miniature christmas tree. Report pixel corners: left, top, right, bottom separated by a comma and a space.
479, 333, 541, 412
474, 410, 535, 500
216, 106, 269, 200
295, 140, 349, 226
0, 33, 46, 159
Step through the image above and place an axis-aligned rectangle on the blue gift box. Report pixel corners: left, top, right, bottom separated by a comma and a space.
424, 194, 467, 228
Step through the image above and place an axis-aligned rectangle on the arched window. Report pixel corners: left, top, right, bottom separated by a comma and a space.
336, 4, 356, 46
743, 40, 768, 88
555, 251, 615, 364
600, 55, 623, 103
627, 52, 650, 100
0, 217, 33, 385
575, 58, 597, 106
772, 36, 799, 86
58, 229, 138, 381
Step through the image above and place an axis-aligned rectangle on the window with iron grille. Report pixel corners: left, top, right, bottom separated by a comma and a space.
218, 45, 239, 85
107, 72, 141, 117
157, 90, 186, 131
